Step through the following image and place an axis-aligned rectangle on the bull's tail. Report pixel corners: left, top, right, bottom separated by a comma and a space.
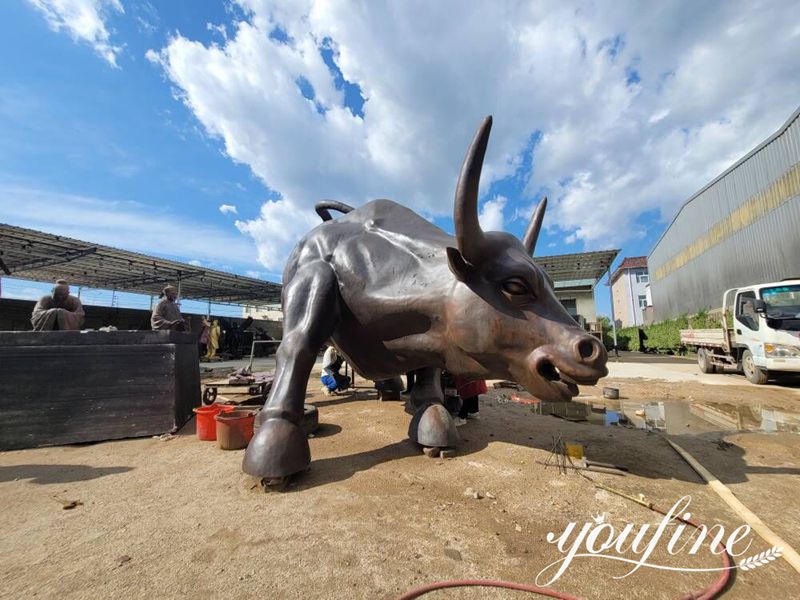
315, 200, 355, 222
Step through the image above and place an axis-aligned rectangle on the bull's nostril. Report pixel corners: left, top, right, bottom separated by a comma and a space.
577, 339, 595, 360
537, 360, 560, 382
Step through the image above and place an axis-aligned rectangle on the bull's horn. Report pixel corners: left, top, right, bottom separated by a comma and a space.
522, 196, 547, 255
454, 116, 492, 263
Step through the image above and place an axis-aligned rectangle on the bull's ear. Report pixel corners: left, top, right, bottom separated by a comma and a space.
446, 247, 472, 282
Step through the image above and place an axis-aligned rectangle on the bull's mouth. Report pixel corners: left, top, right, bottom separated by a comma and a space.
514, 354, 607, 403
536, 359, 580, 398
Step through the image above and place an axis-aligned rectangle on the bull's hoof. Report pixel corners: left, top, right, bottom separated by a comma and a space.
408, 403, 460, 448
242, 417, 310, 479
260, 476, 291, 492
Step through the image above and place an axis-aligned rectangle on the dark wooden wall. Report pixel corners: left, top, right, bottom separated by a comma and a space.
0, 331, 201, 450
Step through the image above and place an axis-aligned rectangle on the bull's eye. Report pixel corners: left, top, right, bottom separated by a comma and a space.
502, 278, 530, 296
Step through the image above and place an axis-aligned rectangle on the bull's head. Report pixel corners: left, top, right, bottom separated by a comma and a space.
445, 116, 608, 402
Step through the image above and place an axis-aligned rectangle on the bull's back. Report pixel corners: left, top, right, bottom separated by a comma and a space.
286, 199, 452, 289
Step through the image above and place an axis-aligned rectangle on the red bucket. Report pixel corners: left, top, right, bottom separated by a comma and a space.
193, 405, 236, 441
215, 410, 256, 450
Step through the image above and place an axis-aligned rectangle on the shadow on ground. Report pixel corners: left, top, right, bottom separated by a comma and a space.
283, 390, 800, 491
0, 464, 133, 484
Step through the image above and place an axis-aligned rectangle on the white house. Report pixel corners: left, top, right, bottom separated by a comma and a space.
610, 257, 649, 327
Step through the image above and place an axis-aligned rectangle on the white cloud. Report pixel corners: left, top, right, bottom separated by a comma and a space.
478, 195, 507, 232
132, 1, 159, 35
150, 0, 800, 268
28, 0, 124, 67
219, 203, 238, 215
0, 184, 261, 269
234, 199, 318, 271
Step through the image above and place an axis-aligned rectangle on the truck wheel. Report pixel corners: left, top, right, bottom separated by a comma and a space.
697, 348, 717, 374
742, 350, 768, 385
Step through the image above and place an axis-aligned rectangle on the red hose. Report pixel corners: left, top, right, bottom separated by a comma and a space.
398, 504, 731, 600
657, 507, 731, 600
396, 579, 580, 600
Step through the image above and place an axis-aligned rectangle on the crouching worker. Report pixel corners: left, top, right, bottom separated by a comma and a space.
320, 344, 350, 395
31, 279, 85, 331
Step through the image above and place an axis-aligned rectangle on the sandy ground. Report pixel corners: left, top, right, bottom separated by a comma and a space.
2, 357, 800, 599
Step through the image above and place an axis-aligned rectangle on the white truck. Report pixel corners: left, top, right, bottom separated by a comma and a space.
680, 279, 800, 384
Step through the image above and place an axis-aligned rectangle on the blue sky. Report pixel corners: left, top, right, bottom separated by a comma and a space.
1, 1, 799, 319
0, 2, 267, 270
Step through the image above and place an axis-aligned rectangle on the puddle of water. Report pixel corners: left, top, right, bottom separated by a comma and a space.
495, 391, 800, 435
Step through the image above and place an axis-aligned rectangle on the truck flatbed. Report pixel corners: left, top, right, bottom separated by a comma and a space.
679, 328, 732, 348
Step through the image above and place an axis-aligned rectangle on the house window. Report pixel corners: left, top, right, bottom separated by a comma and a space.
636, 271, 649, 283
560, 298, 577, 316
638, 295, 647, 309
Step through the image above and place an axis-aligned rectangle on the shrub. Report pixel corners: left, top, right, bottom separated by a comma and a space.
608, 308, 719, 353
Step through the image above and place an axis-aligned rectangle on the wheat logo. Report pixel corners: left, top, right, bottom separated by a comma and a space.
738, 547, 782, 571
537, 495, 781, 585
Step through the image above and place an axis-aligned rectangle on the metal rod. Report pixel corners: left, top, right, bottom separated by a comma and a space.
247, 338, 256, 373
246, 340, 282, 374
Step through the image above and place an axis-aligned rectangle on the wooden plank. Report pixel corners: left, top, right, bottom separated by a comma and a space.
668, 440, 800, 574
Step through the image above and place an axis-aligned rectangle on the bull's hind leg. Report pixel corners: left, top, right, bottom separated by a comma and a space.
408, 367, 460, 450
243, 261, 339, 479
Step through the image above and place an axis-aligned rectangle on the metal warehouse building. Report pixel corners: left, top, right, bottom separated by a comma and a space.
649, 105, 800, 320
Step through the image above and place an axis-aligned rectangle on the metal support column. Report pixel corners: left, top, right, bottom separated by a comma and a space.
606, 267, 618, 358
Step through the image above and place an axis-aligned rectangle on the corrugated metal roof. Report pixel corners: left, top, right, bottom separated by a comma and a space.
0, 223, 282, 306
536, 249, 619, 284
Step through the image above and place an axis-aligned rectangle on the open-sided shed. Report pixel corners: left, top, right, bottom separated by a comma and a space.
536, 249, 619, 328
0, 223, 281, 306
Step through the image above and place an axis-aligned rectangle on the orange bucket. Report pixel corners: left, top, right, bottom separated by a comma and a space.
193, 405, 236, 441
215, 410, 256, 450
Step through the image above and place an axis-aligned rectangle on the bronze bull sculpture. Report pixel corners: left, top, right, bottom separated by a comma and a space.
243, 116, 608, 479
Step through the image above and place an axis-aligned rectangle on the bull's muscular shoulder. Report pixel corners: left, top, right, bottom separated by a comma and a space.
327, 200, 452, 275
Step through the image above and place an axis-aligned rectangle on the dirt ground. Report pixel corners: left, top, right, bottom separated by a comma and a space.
2, 363, 800, 599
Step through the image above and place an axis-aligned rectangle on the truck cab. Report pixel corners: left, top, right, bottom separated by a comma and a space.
727, 279, 800, 383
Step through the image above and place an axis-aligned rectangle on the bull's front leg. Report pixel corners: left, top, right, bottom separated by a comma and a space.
408, 367, 460, 450
242, 261, 340, 480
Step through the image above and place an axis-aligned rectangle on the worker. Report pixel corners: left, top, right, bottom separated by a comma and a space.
30, 279, 85, 331
453, 376, 487, 426
321, 344, 350, 395
150, 285, 188, 331
198, 317, 210, 356
638, 327, 648, 353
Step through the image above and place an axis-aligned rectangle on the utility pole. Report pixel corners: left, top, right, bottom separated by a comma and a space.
606, 267, 619, 358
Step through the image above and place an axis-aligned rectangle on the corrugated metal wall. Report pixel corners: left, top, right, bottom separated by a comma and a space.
649, 106, 800, 319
